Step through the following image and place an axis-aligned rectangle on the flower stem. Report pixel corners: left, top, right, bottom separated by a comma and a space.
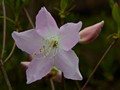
75, 81, 81, 90
62, 73, 66, 90
4, 43, 16, 64
0, 16, 15, 24
81, 40, 116, 90
24, 8, 35, 28
61, 18, 64, 25
50, 79, 55, 90
3, 27, 18, 64
0, 59, 13, 90
1, 0, 6, 58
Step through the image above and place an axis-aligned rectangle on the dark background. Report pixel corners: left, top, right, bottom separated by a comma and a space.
0, 0, 120, 90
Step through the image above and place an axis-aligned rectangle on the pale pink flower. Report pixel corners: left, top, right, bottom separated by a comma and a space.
21, 61, 62, 82
12, 7, 83, 84
79, 21, 104, 44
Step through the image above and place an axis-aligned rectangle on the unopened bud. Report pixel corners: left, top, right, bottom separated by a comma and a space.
79, 21, 104, 44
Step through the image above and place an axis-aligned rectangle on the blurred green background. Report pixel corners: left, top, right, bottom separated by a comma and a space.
0, 0, 120, 90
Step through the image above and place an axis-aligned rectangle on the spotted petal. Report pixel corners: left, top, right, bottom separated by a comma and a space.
36, 7, 59, 38
12, 29, 44, 54
54, 49, 82, 80
26, 56, 54, 84
59, 22, 82, 51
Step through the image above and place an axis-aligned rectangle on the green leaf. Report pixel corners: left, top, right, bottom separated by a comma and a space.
112, 3, 120, 25
0, 0, 2, 3
5, 0, 24, 16
22, 0, 30, 5
112, 3, 120, 33
108, 0, 114, 8
60, 0, 72, 18
60, 0, 68, 11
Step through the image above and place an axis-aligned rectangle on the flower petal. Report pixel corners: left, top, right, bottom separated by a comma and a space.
59, 21, 82, 51
12, 29, 44, 54
36, 7, 59, 38
26, 56, 54, 84
54, 49, 82, 80
21, 61, 30, 69
69, 68, 83, 80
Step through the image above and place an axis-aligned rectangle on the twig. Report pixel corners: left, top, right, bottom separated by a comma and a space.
0, 59, 13, 90
24, 8, 35, 28
50, 79, 55, 90
62, 73, 66, 90
3, 27, 19, 64
61, 18, 64, 25
4, 43, 16, 64
1, 0, 6, 58
0, 16, 15, 24
75, 81, 81, 90
81, 40, 116, 90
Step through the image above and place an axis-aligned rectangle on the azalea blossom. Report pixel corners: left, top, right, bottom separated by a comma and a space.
12, 7, 83, 84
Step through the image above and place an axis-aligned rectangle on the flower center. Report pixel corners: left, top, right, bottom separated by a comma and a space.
44, 37, 59, 56
32, 37, 59, 58
50, 39, 58, 48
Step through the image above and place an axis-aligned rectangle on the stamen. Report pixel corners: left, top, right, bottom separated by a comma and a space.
43, 45, 47, 56
32, 51, 37, 58
53, 41, 58, 48
39, 48, 42, 53
32, 37, 59, 58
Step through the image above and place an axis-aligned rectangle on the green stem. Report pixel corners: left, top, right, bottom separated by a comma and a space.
75, 81, 81, 90
24, 8, 35, 28
50, 79, 55, 90
4, 43, 16, 64
61, 18, 64, 25
81, 40, 116, 90
62, 73, 66, 90
0, 59, 13, 90
0, 16, 15, 24
4, 27, 18, 64
1, 0, 6, 58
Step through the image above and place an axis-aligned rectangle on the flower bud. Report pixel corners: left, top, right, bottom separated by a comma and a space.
79, 21, 104, 44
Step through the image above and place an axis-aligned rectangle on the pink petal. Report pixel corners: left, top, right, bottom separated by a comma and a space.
21, 62, 30, 69
36, 7, 59, 38
54, 49, 82, 80
79, 21, 104, 44
69, 68, 83, 80
59, 22, 82, 51
26, 56, 54, 84
12, 30, 44, 55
